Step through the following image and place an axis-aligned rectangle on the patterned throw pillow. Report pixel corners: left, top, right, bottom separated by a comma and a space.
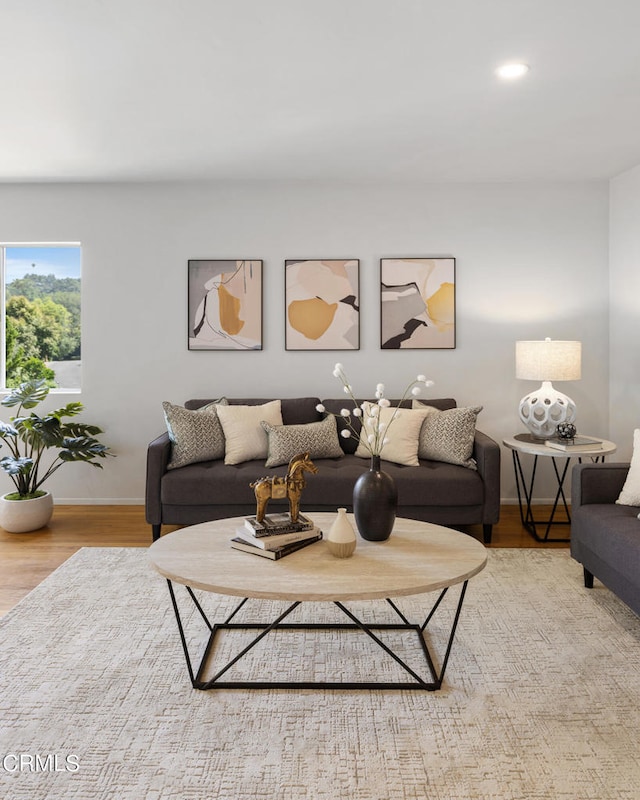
262, 415, 344, 468
354, 402, 432, 466
162, 399, 228, 470
412, 400, 482, 470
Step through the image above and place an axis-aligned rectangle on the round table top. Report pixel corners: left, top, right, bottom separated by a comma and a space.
148, 513, 488, 602
502, 433, 617, 458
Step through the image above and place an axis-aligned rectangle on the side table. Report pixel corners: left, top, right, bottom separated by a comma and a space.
503, 434, 617, 542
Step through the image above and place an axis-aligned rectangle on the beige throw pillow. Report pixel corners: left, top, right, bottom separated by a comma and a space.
355, 402, 431, 466
217, 400, 283, 465
616, 429, 640, 506
413, 400, 481, 469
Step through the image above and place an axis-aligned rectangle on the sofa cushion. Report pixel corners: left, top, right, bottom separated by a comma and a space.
217, 400, 283, 465
413, 400, 482, 469
262, 415, 343, 468
354, 402, 431, 466
616, 428, 640, 506
160, 453, 485, 509
321, 397, 458, 454
162, 398, 227, 469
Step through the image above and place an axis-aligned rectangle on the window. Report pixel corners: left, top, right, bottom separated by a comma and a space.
0, 244, 81, 391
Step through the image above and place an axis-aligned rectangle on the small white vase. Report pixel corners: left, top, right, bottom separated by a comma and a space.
0, 492, 54, 533
327, 507, 357, 558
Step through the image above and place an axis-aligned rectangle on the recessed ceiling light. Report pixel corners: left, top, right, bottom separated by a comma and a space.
496, 63, 530, 80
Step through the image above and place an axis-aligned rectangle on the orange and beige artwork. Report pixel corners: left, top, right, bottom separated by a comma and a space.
380, 258, 455, 349
188, 260, 262, 350
285, 260, 359, 350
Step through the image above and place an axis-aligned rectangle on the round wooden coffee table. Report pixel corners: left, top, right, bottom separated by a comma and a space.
149, 513, 487, 691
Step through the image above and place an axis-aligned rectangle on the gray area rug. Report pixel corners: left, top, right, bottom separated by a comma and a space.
1, 547, 640, 799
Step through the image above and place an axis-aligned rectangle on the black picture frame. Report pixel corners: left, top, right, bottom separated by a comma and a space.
284, 259, 360, 351
380, 257, 456, 349
188, 260, 263, 351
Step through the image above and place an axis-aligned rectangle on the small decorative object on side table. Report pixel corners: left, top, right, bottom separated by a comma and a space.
555, 422, 577, 441
503, 433, 617, 542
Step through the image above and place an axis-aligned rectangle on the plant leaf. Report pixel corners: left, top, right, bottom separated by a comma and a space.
0, 379, 49, 410
0, 421, 19, 438
0, 455, 34, 476
61, 422, 103, 437
58, 437, 112, 464
50, 402, 84, 420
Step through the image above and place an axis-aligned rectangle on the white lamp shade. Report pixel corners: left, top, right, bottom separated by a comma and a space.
515, 340, 581, 382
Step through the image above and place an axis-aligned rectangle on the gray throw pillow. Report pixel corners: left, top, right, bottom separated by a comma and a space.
262, 415, 344, 468
163, 398, 227, 469
413, 400, 482, 470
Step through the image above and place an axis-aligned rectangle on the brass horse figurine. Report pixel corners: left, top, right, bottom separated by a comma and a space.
250, 452, 318, 523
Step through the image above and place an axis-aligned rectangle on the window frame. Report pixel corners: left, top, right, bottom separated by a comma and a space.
0, 242, 82, 394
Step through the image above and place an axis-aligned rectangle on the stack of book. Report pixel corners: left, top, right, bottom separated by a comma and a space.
544, 435, 602, 453
231, 512, 323, 560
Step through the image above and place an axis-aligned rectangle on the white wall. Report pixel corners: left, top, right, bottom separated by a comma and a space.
609, 165, 640, 459
0, 180, 610, 504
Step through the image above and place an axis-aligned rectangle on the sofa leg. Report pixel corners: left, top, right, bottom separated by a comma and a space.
152, 524, 162, 542
482, 524, 492, 544
583, 567, 594, 589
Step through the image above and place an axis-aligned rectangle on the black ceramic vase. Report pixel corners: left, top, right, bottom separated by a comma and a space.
353, 455, 398, 541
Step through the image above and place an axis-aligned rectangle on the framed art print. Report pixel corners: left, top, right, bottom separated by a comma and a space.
380, 257, 455, 349
285, 259, 360, 350
188, 260, 262, 350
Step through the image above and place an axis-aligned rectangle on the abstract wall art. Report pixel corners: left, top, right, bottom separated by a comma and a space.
380, 258, 455, 349
188, 260, 262, 350
285, 259, 360, 350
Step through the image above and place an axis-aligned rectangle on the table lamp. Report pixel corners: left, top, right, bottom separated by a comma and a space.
515, 338, 581, 439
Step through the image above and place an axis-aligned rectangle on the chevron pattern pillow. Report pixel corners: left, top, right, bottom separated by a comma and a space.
262, 414, 343, 468
413, 400, 482, 470
163, 399, 227, 469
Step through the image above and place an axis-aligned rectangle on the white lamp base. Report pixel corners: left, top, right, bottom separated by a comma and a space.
518, 380, 576, 439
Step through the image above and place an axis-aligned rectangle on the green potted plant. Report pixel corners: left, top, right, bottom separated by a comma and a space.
0, 379, 112, 532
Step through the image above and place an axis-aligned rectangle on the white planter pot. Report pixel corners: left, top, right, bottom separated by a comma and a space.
0, 492, 54, 533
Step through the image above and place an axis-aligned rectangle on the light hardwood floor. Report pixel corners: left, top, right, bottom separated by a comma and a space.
0, 504, 570, 617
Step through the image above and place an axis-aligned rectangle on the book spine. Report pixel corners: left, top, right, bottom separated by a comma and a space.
236, 527, 321, 550
545, 442, 602, 452
271, 534, 322, 559
244, 516, 314, 537
231, 533, 322, 559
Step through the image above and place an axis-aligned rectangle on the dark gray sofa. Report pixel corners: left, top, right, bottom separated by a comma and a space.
571, 462, 640, 615
146, 396, 501, 544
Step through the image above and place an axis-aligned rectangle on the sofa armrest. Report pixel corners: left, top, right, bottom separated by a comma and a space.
473, 430, 501, 524
571, 462, 630, 509
145, 432, 172, 525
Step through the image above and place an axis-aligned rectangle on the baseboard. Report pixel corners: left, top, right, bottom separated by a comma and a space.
54, 498, 146, 505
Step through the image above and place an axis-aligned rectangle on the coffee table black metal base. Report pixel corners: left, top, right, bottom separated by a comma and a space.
166, 579, 469, 691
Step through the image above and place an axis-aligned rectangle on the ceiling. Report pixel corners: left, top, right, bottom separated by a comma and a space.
2, 0, 640, 183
